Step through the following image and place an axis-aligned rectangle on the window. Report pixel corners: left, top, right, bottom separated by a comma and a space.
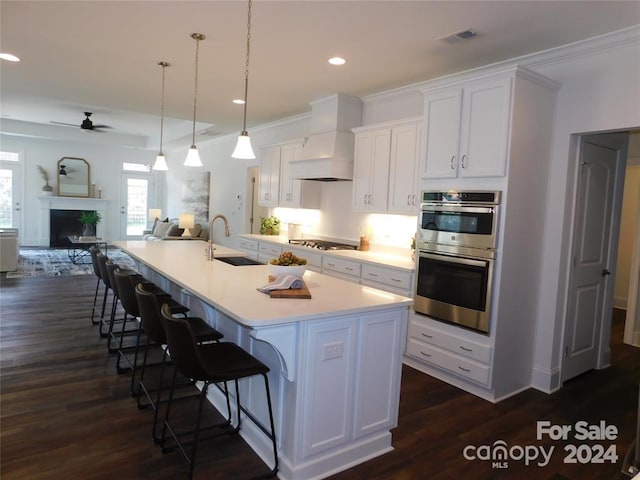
123, 162, 151, 173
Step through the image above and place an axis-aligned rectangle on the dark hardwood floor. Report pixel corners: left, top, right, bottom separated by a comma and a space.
1, 275, 638, 480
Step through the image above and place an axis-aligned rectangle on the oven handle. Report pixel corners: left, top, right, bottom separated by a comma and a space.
421, 205, 495, 214
418, 251, 488, 268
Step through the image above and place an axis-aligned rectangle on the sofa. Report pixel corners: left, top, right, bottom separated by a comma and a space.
143, 218, 208, 241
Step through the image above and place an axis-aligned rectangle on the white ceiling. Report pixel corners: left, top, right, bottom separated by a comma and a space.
1, 1, 639, 149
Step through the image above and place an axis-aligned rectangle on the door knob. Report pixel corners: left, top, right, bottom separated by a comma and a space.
601, 269, 611, 277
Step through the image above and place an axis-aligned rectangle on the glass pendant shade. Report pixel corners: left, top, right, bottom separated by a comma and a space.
153, 153, 168, 171
231, 132, 256, 159
184, 146, 202, 167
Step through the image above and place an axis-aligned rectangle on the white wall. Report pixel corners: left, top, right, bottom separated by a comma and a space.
0, 135, 159, 246
615, 165, 640, 308
526, 29, 640, 392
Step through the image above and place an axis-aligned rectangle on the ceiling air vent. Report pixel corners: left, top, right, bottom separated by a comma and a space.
438, 29, 477, 44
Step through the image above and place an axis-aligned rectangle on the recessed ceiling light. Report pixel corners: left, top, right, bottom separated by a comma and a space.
328, 56, 346, 66
0, 53, 20, 62
233, 99, 245, 105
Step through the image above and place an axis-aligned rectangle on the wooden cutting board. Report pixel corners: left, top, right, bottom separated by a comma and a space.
268, 275, 312, 299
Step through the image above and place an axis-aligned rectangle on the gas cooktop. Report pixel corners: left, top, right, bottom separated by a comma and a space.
288, 239, 358, 251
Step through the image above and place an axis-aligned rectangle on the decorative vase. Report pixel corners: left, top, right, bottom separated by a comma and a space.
42, 183, 53, 196
82, 223, 95, 237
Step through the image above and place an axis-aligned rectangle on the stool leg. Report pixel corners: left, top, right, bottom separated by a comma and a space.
188, 383, 210, 480
263, 373, 279, 478
91, 277, 101, 325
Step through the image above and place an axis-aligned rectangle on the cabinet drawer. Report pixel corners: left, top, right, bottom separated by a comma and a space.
323, 256, 361, 278
258, 242, 283, 257
406, 338, 490, 386
288, 247, 322, 269
408, 320, 492, 364
361, 264, 412, 290
238, 238, 258, 251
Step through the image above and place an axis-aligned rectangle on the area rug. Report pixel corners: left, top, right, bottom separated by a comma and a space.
5, 247, 136, 278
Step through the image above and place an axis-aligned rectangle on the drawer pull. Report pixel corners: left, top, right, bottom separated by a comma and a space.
391, 278, 401, 283
326, 262, 335, 267
420, 351, 432, 358
457, 366, 471, 373
421, 333, 433, 339
459, 345, 473, 352
368, 273, 378, 277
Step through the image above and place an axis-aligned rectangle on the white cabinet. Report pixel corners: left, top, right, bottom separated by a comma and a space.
360, 263, 413, 297
257, 242, 282, 264
421, 76, 511, 179
279, 142, 321, 209
353, 118, 422, 213
322, 256, 361, 281
288, 245, 323, 273
258, 145, 281, 206
237, 237, 259, 261
352, 128, 391, 211
260, 141, 322, 208
387, 122, 422, 214
406, 316, 493, 386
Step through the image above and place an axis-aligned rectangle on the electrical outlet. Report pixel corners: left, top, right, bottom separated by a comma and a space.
323, 341, 344, 360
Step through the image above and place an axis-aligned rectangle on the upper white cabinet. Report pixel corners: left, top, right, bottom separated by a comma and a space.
258, 145, 282, 206
352, 128, 391, 211
259, 141, 321, 208
387, 122, 422, 213
421, 75, 511, 179
279, 142, 321, 209
352, 118, 422, 213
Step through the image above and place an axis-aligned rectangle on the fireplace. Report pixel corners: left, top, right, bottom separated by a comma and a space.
50, 209, 91, 247
38, 196, 109, 247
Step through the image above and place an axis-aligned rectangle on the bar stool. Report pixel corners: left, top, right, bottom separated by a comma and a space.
113, 267, 189, 378
89, 246, 106, 326
135, 282, 224, 442
96, 252, 115, 338
160, 303, 279, 480
104, 259, 141, 354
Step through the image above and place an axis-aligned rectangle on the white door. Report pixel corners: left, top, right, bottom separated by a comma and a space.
563, 137, 622, 381
120, 172, 153, 240
0, 159, 23, 235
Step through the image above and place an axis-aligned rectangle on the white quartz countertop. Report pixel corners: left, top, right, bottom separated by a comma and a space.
114, 240, 412, 328
239, 234, 416, 271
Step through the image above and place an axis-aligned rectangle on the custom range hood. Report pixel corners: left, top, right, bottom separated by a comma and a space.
289, 93, 362, 181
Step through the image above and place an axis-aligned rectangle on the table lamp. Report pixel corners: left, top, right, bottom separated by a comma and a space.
179, 213, 195, 238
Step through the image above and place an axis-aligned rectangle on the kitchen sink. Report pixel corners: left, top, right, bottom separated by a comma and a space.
215, 256, 262, 266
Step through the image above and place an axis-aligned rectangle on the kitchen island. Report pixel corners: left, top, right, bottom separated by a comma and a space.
114, 240, 412, 480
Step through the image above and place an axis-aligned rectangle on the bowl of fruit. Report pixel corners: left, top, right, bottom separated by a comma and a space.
269, 251, 307, 277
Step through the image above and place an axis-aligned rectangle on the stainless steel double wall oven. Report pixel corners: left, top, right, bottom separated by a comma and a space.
414, 190, 501, 334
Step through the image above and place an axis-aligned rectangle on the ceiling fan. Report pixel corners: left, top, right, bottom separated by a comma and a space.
51, 112, 112, 131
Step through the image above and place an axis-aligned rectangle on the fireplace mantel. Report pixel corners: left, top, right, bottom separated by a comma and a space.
39, 196, 110, 246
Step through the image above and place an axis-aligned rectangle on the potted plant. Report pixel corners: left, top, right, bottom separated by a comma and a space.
259, 215, 280, 235
37, 165, 53, 195
79, 210, 102, 237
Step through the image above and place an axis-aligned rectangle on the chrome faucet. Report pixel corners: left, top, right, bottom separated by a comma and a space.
207, 214, 231, 260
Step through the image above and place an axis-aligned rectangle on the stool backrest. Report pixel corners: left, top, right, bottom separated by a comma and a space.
89, 246, 102, 279
135, 283, 166, 344
113, 268, 141, 317
97, 253, 111, 289
160, 303, 209, 380
105, 260, 120, 297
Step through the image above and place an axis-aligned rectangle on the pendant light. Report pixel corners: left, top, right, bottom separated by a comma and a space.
153, 61, 170, 171
231, 0, 256, 159
185, 33, 205, 167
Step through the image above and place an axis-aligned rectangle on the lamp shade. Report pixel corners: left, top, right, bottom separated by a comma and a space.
179, 213, 195, 237
149, 208, 162, 221
231, 132, 256, 159
153, 153, 168, 171
184, 146, 202, 167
